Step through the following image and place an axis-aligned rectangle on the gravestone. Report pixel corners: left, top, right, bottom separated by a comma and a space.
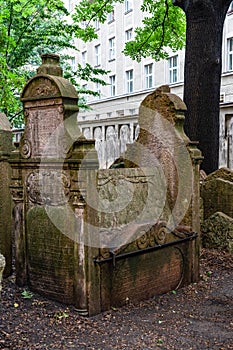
91, 86, 202, 312
202, 212, 233, 253
201, 167, 233, 219
11, 62, 202, 315
10, 54, 98, 314
201, 167, 233, 253
0, 113, 13, 276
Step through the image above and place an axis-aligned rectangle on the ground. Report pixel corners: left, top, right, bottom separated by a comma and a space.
0, 248, 232, 350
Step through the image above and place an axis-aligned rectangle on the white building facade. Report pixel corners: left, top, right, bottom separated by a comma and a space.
67, 0, 233, 169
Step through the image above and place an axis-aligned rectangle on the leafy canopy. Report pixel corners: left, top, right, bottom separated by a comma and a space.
0, 0, 74, 125
0, 0, 108, 126
72, 0, 186, 61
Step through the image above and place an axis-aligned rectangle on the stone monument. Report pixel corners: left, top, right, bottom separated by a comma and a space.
201, 167, 233, 253
10, 56, 202, 316
10, 54, 98, 314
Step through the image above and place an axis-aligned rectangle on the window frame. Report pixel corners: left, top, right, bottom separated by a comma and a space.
95, 44, 101, 66
126, 69, 134, 93
227, 37, 233, 71
109, 37, 116, 61
95, 82, 101, 100
81, 51, 86, 67
168, 55, 178, 84
94, 19, 100, 31
125, 28, 133, 42
124, 0, 133, 13
108, 9, 115, 23
109, 75, 116, 97
144, 63, 153, 89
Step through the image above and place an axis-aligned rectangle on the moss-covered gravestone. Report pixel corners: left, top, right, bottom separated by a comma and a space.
201, 168, 233, 253
10, 61, 202, 316
10, 54, 98, 314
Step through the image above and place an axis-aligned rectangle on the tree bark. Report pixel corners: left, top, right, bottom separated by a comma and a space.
174, 0, 232, 174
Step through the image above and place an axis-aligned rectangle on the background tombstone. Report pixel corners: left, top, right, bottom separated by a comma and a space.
201, 167, 233, 253
0, 113, 13, 276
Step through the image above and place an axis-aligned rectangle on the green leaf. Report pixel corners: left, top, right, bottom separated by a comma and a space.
21, 289, 34, 299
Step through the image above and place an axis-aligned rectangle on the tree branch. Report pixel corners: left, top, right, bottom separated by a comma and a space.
131, 0, 169, 58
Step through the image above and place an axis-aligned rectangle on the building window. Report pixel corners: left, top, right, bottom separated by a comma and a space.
126, 69, 133, 93
125, 28, 133, 42
95, 45, 101, 66
71, 57, 76, 71
168, 55, 178, 84
124, 0, 133, 13
94, 19, 100, 31
227, 38, 233, 71
95, 82, 101, 99
109, 75, 116, 96
81, 51, 86, 66
108, 10, 115, 22
109, 37, 115, 61
145, 63, 153, 89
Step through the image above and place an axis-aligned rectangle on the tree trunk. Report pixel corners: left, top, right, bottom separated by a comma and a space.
175, 0, 232, 174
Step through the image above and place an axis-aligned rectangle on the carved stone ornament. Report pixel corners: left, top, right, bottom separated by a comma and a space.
20, 138, 32, 159
23, 78, 59, 99
26, 170, 70, 206
97, 172, 148, 187
10, 180, 23, 203
136, 222, 168, 249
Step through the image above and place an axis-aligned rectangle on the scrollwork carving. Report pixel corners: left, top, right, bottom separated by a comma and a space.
136, 222, 168, 249
26, 170, 70, 206
20, 138, 32, 159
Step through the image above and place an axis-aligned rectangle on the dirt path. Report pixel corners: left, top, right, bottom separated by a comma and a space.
0, 249, 232, 350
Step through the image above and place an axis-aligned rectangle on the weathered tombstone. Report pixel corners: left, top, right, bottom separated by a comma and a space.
91, 86, 203, 312
201, 167, 233, 253
0, 113, 13, 276
201, 167, 233, 219
10, 54, 98, 315
202, 212, 233, 253
11, 66, 202, 316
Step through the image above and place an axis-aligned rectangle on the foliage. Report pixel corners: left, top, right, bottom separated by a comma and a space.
72, 0, 186, 61
72, 0, 124, 42
21, 289, 34, 299
0, 0, 108, 126
63, 61, 109, 110
53, 310, 69, 321
0, 0, 74, 126
125, 0, 185, 62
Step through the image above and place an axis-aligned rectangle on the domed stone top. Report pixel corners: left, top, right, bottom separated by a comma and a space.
21, 54, 78, 102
